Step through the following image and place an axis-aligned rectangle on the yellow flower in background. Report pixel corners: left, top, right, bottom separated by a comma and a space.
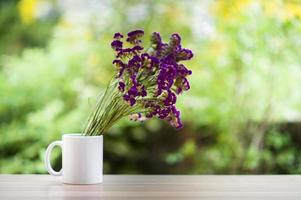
18, 0, 39, 24
212, 0, 301, 23
211, 0, 251, 22
284, 2, 301, 20
263, 0, 301, 21
262, 1, 277, 16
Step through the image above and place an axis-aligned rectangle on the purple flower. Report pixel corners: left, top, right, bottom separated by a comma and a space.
138, 85, 147, 97
169, 33, 181, 47
113, 59, 126, 77
128, 55, 142, 70
163, 90, 177, 106
176, 48, 193, 61
156, 61, 178, 94
177, 64, 192, 77
111, 30, 193, 129
175, 77, 190, 94
118, 81, 125, 92
154, 43, 169, 58
111, 40, 123, 51
141, 53, 159, 70
130, 74, 138, 86
113, 33, 124, 39
123, 83, 147, 106
175, 87, 182, 94
151, 32, 162, 45
112, 59, 125, 67
117, 46, 143, 58
126, 30, 144, 44
123, 94, 136, 106
158, 107, 170, 119
128, 30, 144, 37
132, 45, 144, 52
182, 78, 190, 90
128, 85, 138, 96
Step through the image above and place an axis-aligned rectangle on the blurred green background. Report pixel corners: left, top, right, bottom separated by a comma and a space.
1, 0, 301, 174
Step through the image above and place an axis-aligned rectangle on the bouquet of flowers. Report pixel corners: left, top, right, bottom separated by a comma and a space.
84, 30, 193, 136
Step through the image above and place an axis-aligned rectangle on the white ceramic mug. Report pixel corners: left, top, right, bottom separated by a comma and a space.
44, 134, 103, 184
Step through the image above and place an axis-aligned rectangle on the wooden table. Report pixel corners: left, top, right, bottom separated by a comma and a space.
0, 175, 301, 199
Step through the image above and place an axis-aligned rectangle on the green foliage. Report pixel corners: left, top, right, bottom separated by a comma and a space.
1, 0, 301, 174
0, 0, 59, 55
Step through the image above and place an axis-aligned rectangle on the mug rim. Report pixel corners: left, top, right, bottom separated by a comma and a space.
62, 133, 103, 138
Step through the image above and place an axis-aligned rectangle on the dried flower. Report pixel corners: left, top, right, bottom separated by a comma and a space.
84, 30, 193, 136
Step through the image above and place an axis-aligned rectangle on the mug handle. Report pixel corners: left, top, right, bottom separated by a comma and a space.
44, 141, 62, 176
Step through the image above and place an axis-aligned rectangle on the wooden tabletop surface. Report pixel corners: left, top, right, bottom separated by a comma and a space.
0, 175, 301, 200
